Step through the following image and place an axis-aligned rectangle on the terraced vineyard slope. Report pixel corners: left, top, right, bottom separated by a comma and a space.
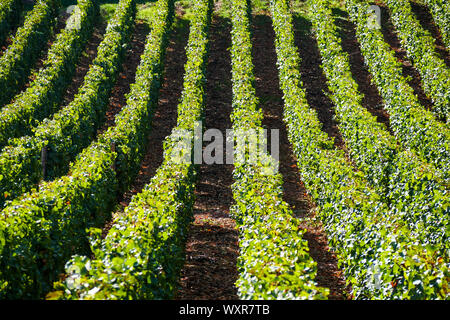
0, 0, 447, 300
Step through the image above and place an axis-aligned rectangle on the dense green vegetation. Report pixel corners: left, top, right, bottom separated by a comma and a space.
230, 0, 326, 300
313, 0, 447, 264
0, 0, 23, 45
423, 0, 450, 49
383, 0, 449, 120
0, 0, 136, 298
0, 0, 60, 108
0, 0, 98, 150
272, 0, 447, 299
346, 0, 449, 180
0, 0, 134, 210
0, 0, 447, 300
50, 0, 211, 299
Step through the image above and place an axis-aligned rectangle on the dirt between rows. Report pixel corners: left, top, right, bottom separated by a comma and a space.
99, 0, 450, 300
253, 12, 349, 300
102, 10, 190, 236
176, 13, 240, 300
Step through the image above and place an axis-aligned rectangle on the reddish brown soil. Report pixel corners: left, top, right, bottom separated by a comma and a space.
333, 13, 393, 135
294, 21, 345, 151
253, 13, 349, 300
0, 12, 69, 107
176, 14, 239, 300
26, 13, 69, 85
60, 23, 106, 107
0, 4, 55, 56
1, 33, 14, 57
98, 20, 151, 135
102, 12, 190, 237
409, 0, 450, 67
375, 2, 436, 113
293, 14, 361, 172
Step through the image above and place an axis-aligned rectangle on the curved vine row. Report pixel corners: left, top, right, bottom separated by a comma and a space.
0, 0, 138, 299
0, 0, 23, 45
0, 0, 133, 209
382, 0, 449, 121
270, 0, 448, 299
229, 0, 327, 300
50, 0, 209, 300
311, 0, 448, 262
424, 0, 450, 49
345, 0, 450, 181
0, 0, 98, 149
0, 0, 60, 107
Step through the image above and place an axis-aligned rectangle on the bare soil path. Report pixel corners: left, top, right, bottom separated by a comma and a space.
332, 10, 393, 134
176, 12, 239, 300
98, 20, 152, 134
375, 2, 440, 112
60, 23, 107, 108
26, 13, 69, 87
253, 12, 349, 300
101, 10, 190, 239
291, 15, 346, 151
